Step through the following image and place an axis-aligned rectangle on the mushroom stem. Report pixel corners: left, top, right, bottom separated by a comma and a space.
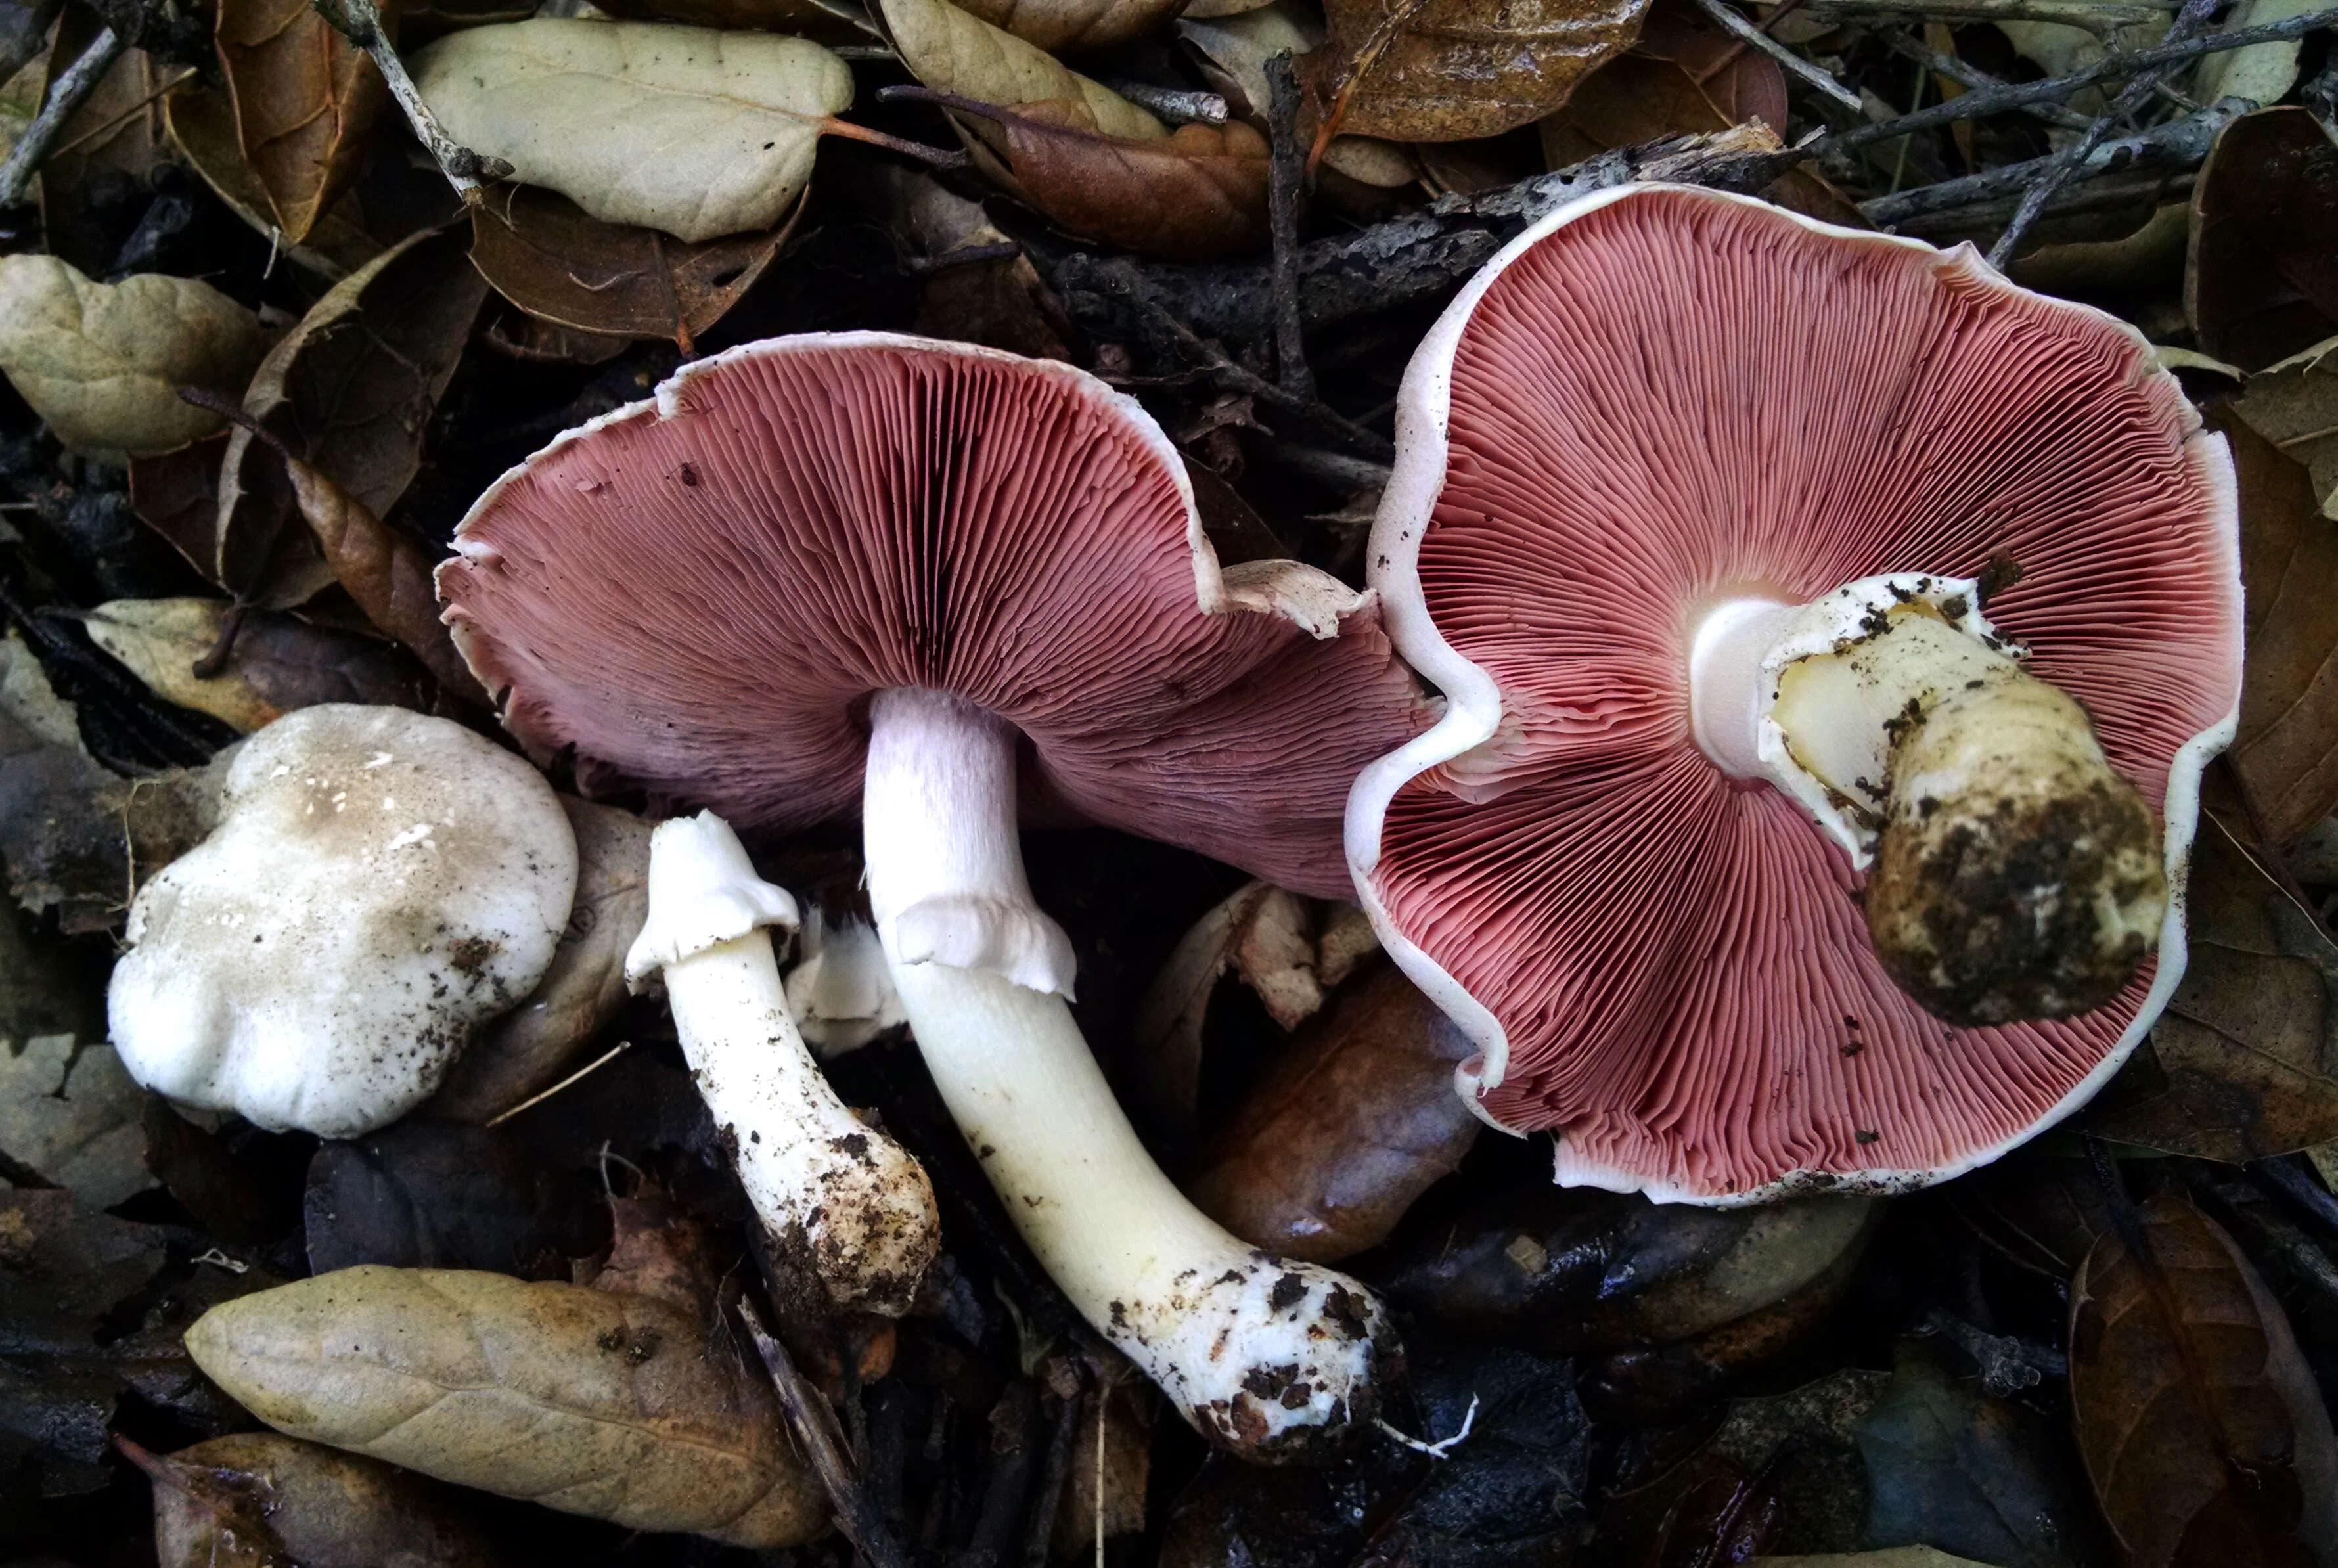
862, 688, 1391, 1461
1691, 576, 2165, 1025
627, 813, 939, 1316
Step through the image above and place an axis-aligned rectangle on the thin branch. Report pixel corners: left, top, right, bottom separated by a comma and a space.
1803, 0, 2167, 28
736, 1296, 913, 1568
309, 0, 510, 202
1881, 30, 2092, 130
1264, 53, 1314, 400
1988, 0, 2221, 265
0, 26, 124, 210
1860, 98, 2240, 225
1686, 0, 1863, 111
1100, 79, 1228, 125
1830, 3, 2338, 153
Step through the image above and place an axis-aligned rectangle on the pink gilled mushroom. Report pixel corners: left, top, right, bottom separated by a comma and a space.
1346, 185, 2243, 1205
438, 333, 1427, 1458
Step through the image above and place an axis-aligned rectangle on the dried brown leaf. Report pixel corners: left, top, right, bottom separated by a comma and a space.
2086, 822, 2338, 1159
129, 434, 229, 580
38, 16, 171, 273
977, 99, 1268, 261
1538, 54, 1726, 166
952, 0, 1184, 53
2230, 338, 2338, 523
587, 0, 856, 37
2215, 409, 2338, 844
2188, 107, 2338, 373
880, 0, 1165, 139
214, 0, 390, 243
82, 598, 430, 732
1186, 961, 1480, 1263
2069, 1192, 2338, 1567
215, 226, 486, 609
469, 183, 792, 342
129, 1432, 501, 1568
183, 1266, 828, 1546
166, 87, 386, 279
1300, 0, 1649, 143
1634, 0, 1783, 128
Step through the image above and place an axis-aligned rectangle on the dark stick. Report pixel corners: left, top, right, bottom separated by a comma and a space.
1859, 100, 2236, 225
1881, 30, 2094, 130
1128, 288, 1391, 460
1987, 0, 2222, 264
1020, 1384, 1082, 1568
958, 1380, 1041, 1568
1264, 53, 1315, 401
1830, 1, 2338, 154
2254, 1155, 2338, 1239
736, 1297, 914, 1568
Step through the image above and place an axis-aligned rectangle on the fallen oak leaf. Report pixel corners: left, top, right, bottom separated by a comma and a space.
2069, 1190, 2338, 1567
877, 0, 1164, 140
214, 0, 388, 243
183, 390, 483, 705
950, 0, 1184, 53
213, 226, 487, 612
182, 1265, 828, 1546
82, 597, 432, 732
164, 86, 386, 280
410, 18, 853, 243
891, 87, 1267, 259
1299, 0, 1650, 146
2187, 107, 2338, 373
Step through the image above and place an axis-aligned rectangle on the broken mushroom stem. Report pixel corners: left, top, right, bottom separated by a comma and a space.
1690, 573, 2165, 1026
861, 687, 1391, 1461
625, 811, 940, 1316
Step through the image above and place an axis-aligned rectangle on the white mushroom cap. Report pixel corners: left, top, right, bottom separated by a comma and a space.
108, 704, 577, 1138
623, 808, 800, 986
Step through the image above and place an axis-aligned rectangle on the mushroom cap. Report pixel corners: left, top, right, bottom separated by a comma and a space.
624, 809, 801, 986
1345, 185, 2243, 1203
438, 333, 1425, 899
109, 704, 577, 1138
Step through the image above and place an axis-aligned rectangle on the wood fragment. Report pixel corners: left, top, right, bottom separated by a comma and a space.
1685, 0, 1860, 111
0, 26, 124, 209
737, 1296, 914, 1568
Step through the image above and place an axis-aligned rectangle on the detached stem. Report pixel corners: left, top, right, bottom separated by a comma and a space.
309, 0, 509, 202
0, 25, 124, 210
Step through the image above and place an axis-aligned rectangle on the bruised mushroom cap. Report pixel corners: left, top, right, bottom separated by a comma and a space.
1345, 185, 2243, 1204
438, 332, 1425, 899
110, 704, 577, 1138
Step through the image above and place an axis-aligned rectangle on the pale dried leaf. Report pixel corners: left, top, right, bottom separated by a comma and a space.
412, 18, 851, 242
0, 1039, 152, 1209
0, 257, 272, 459
2197, 0, 2319, 107
881, 0, 1163, 138
183, 1266, 828, 1546
83, 599, 430, 733
953, 0, 1184, 53
2232, 334, 2338, 520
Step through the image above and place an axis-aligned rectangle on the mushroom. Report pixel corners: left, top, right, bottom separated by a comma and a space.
784, 907, 906, 1056
438, 332, 1426, 1459
1346, 186, 2243, 1203
110, 704, 577, 1138
625, 809, 939, 1315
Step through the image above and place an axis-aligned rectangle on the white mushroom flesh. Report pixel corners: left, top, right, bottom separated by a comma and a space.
862, 686, 1389, 1460
627, 811, 939, 1315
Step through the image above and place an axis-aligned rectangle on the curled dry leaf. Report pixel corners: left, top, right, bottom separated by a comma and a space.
0, 257, 272, 459
469, 183, 794, 344
183, 1265, 829, 1546
2230, 336, 2338, 522
1633, 0, 1786, 130
215, 227, 487, 611
952, 0, 1184, 53
2188, 108, 2338, 372
214, 0, 388, 244
2069, 1192, 2338, 1568
83, 598, 431, 732
970, 99, 1270, 261
411, 18, 851, 243
129, 1432, 501, 1568
2086, 821, 2338, 1160
1186, 960, 1480, 1263
1539, 54, 1732, 166
2218, 409, 2338, 846
880, 0, 1164, 139
430, 797, 653, 1123
166, 87, 385, 280
1299, 0, 1650, 143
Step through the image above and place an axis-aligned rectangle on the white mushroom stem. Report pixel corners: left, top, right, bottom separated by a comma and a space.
626, 812, 939, 1316
1689, 573, 2165, 1025
863, 688, 1389, 1461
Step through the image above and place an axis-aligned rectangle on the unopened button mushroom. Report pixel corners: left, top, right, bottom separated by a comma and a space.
1346, 185, 2243, 1203
108, 704, 577, 1139
438, 332, 1429, 1459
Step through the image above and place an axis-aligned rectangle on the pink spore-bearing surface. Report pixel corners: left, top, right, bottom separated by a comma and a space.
1369, 191, 2241, 1199
440, 336, 1422, 900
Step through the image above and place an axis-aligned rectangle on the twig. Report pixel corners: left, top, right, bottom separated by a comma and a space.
1860, 98, 2241, 225
308, 0, 510, 202
1695, 0, 1807, 84
0, 26, 124, 210
1686, 0, 1863, 111
1881, 31, 2093, 130
1987, 0, 2221, 264
1099, 79, 1227, 125
1263, 54, 1314, 400
1130, 290, 1391, 460
2254, 1155, 2338, 1239
0, 0, 60, 87
1802, 0, 2165, 28
1920, 1307, 2065, 1394
482, 1039, 633, 1127
736, 1296, 914, 1568
45, 66, 197, 162
1830, 3, 2338, 154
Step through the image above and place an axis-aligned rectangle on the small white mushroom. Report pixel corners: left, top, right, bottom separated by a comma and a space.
108, 704, 576, 1138
783, 907, 905, 1057
625, 811, 939, 1316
